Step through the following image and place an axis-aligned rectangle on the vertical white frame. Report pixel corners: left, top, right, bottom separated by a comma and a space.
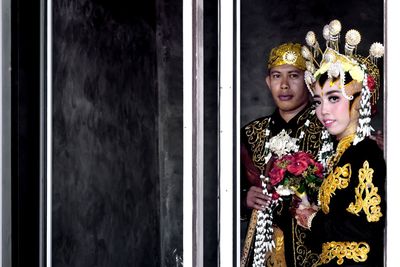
1, 2, 3, 264
183, 0, 204, 266
235, 0, 241, 264
40, 0, 53, 266
218, 0, 234, 262
194, 0, 204, 265
184, 0, 240, 265
218, 0, 240, 266
46, 0, 53, 265
182, 0, 193, 263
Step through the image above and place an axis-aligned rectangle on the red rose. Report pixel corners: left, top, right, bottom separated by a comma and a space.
287, 159, 308, 176
271, 191, 280, 200
269, 165, 286, 186
294, 151, 313, 164
314, 161, 324, 178
282, 154, 295, 162
367, 75, 376, 92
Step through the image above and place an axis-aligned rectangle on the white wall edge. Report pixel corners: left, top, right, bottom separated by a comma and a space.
235, 0, 241, 265
183, 0, 194, 265
218, 0, 234, 266
0, 1, 3, 263
46, 0, 53, 266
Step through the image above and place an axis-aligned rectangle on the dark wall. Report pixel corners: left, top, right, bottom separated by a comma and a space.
52, 1, 161, 266
155, 0, 184, 265
241, 0, 384, 131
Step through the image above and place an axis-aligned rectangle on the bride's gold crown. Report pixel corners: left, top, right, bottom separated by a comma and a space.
302, 19, 383, 101
302, 19, 384, 145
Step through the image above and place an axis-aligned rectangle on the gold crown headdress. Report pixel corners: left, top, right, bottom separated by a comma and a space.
302, 19, 384, 145
267, 42, 307, 71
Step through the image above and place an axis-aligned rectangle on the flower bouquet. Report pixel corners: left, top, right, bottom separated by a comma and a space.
269, 151, 324, 205
252, 129, 324, 267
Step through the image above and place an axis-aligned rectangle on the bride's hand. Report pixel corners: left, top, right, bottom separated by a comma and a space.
295, 201, 319, 230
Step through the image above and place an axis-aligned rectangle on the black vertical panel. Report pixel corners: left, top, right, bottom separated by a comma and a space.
11, 0, 41, 266
52, 1, 160, 266
203, 0, 218, 265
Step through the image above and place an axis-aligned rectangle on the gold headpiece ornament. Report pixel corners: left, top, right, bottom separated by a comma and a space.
302, 19, 384, 145
267, 42, 307, 71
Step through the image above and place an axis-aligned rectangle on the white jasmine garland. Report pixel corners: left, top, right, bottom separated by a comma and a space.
304, 70, 316, 96
275, 185, 293, 196
269, 130, 299, 158
354, 66, 374, 145
322, 128, 330, 139
253, 179, 280, 267
318, 129, 334, 171
253, 120, 314, 265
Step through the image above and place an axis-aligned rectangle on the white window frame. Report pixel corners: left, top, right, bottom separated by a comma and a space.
183, 0, 241, 266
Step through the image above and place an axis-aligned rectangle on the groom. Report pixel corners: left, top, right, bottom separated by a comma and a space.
240, 42, 325, 267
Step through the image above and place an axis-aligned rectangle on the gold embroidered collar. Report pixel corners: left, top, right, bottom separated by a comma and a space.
326, 134, 355, 173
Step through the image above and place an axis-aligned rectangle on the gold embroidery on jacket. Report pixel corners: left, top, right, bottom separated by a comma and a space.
240, 210, 258, 267
293, 221, 319, 266
312, 241, 370, 266
326, 134, 354, 174
319, 164, 352, 214
265, 226, 287, 267
347, 161, 383, 222
244, 118, 271, 170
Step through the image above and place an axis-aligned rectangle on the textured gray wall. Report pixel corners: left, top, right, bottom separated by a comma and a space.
156, 0, 184, 265
241, 0, 384, 131
51, 0, 219, 266
52, 1, 162, 266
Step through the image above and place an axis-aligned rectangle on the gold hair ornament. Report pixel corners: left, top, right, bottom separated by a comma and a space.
302, 19, 384, 145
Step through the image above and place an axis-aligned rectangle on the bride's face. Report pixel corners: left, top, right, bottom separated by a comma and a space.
312, 79, 357, 140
